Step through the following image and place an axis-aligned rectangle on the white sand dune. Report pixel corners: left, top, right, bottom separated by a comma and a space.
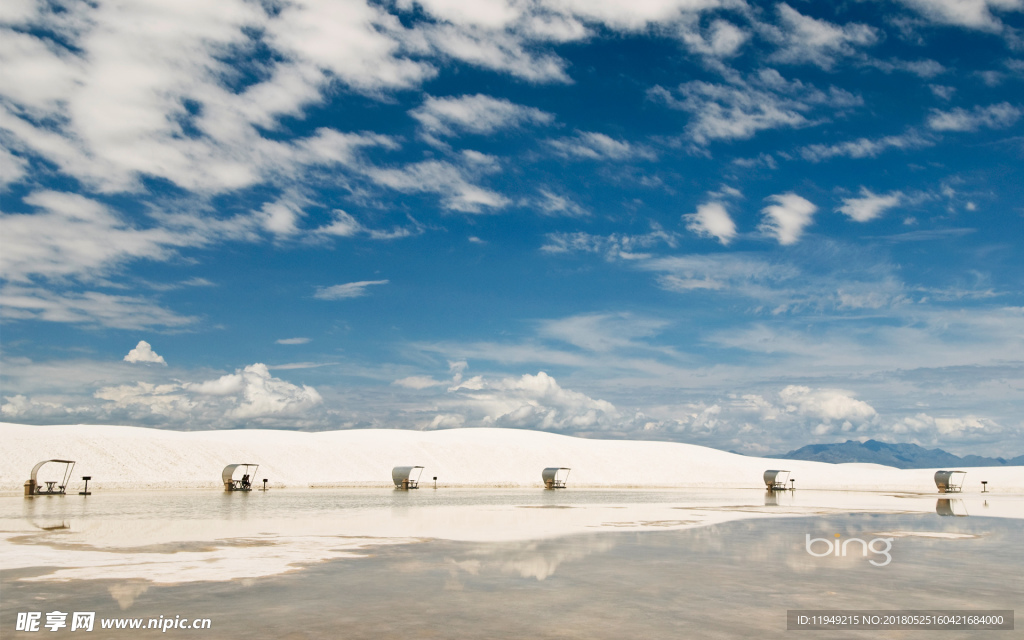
3, 422, 1022, 493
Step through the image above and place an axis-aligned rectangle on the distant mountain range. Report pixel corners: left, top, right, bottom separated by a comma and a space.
771, 440, 1024, 469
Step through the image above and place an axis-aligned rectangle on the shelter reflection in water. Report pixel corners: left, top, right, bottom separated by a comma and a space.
936, 498, 969, 517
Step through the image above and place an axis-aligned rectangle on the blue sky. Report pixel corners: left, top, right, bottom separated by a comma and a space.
1, 0, 1022, 456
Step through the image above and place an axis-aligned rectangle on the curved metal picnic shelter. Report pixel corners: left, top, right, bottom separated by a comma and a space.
26, 459, 76, 496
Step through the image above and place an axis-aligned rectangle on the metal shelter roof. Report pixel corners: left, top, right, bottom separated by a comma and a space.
30, 459, 75, 484
222, 464, 259, 484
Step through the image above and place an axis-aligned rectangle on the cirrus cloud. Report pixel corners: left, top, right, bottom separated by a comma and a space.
314, 280, 389, 300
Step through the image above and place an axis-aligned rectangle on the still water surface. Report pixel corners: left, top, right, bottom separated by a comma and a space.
2, 489, 1019, 639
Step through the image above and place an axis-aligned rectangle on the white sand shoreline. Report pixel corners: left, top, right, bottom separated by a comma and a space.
3, 422, 1023, 495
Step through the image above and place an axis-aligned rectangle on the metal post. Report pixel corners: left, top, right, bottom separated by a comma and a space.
262, 478, 268, 492
433, 476, 437, 489
790, 479, 795, 491
79, 476, 92, 496
981, 481, 988, 493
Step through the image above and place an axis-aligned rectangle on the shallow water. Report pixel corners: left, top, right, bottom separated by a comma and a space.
2, 489, 1020, 638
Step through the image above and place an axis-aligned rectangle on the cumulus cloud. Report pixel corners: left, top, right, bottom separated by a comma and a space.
314, 280, 389, 300
684, 201, 737, 245
889, 412, 994, 437
439, 371, 620, 431
926, 102, 1021, 132
759, 193, 817, 245
124, 341, 167, 365
546, 131, 657, 161
779, 385, 877, 422
837, 188, 903, 222
1, 394, 78, 420
95, 363, 322, 423
650, 69, 861, 145
410, 94, 553, 141
216, 364, 322, 419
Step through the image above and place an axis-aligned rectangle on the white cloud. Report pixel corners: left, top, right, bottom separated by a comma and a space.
684, 201, 737, 245
256, 197, 304, 237
0, 146, 28, 188
95, 363, 322, 422
314, 280, 389, 300
276, 337, 311, 345
0, 285, 197, 330
534, 189, 589, 217
93, 382, 198, 419
639, 253, 795, 296
759, 193, 817, 245
393, 375, 445, 389
441, 371, 620, 431
546, 131, 657, 161
0, 191, 205, 282
767, 4, 878, 70
731, 153, 777, 169
926, 102, 1021, 132
124, 341, 167, 365
1, 394, 76, 420
778, 385, 877, 422
865, 58, 946, 77
220, 363, 322, 419
542, 0, 733, 32
364, 160, 510, 213
929, 84, 956, 100
407, 23, 572, 83
538, 313, 669, 352
541, 225, 678, 259
677, 17, 749, 59
266, 0, 435, 92
889, 412, 994, 436
0, 1, 416, 194
837, 188, 903, 223
312, 209, 422, 240
800, 130, 933, 161
651, 69, 862, 145
894, 0, 1024, 31
397, 0, 524, 29
410, 94, 553, 141
316, 210, 365, 237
